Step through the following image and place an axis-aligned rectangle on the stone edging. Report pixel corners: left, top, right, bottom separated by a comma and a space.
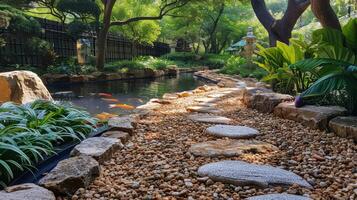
194, 70, 357, 143
42, 66, 206, 85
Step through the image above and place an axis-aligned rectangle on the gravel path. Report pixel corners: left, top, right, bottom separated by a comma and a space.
72, 86, 356, 200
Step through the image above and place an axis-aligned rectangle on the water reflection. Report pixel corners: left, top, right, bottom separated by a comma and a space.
48, 73, 204, 115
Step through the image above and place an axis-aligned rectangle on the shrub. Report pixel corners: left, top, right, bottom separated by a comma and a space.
104, 60, 146, 72
0, 100, 98, 187
163, 52, 197, 61
26, 37, 57, 67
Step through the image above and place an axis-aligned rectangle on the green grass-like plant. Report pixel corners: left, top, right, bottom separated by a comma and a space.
0, 100, 97, 187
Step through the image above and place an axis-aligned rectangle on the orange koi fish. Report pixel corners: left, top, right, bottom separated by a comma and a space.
109, 103, 135, 110
101, 98, 120, 103
95, 112, 118, 121
98, 93, 113, 97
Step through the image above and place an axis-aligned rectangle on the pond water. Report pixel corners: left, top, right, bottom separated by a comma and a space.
48, 73, 205, 115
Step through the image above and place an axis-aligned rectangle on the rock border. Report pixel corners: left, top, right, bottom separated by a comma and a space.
195, 70, 356, 142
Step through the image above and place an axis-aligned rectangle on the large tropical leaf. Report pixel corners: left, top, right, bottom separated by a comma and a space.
342, 18, 357, 52
312, 28, 344, 47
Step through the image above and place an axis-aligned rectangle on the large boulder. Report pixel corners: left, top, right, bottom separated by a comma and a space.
329, 116, 357, 142
0, 183, 55, 200
249, 92, 294, 113
70, 137, 122, 163
274, 102, 347, 130
39, 156, 100, 196
0, 71, 52, 104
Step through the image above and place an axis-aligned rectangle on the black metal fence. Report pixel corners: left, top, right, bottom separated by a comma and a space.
0, 18, 170, 66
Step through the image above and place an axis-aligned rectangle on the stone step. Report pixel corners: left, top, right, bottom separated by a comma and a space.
246, 194, 311, 200
206, 125, 260, 139
70, 137, 123, 163
198, 160, 312, 188
188, 114, 232, 124
329, 116, 357, 142
196, 102, 217, 107
186, 106, 222, 114
189, 139, 278, 157
102, 130, 130, 143
274, 102, 347, 130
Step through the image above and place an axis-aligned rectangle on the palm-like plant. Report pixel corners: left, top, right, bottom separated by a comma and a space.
292, 58, 357, 114
0, 100, 98, 187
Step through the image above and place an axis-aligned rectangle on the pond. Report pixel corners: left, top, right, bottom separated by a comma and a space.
48, 73, 206, 115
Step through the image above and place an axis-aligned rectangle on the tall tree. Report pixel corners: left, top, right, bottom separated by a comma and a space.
310, 0, 341, 31
96, 0, 191, 70
251, 0, 310, 46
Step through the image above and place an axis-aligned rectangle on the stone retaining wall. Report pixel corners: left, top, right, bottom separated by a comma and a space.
42, 67, 206, 85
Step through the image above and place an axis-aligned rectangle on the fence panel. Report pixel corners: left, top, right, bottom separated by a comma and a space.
0, 18, 170, 66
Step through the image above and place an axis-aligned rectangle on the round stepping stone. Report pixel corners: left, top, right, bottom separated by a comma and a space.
187, 106, 222, 114
194, 97, 218, 103
208, 93, 226, 98
188, 114, 232, 124
247, 194, 311, 200
197, 102, 217, 107
198, 160, 312, 188
206, 125, 259, 139
189, 139, 279, 157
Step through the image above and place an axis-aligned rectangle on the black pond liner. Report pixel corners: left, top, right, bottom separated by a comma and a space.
9, 125, 109, 186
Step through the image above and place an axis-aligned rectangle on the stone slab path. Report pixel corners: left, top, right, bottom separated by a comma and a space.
72, 85, 355, 200
247, 194, 311, 200
189, 139, 279, 157
206, 125, 260, 139
198, 160, 312, 188
188, 114, 232, 124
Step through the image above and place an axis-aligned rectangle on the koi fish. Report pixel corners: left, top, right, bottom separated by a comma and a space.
101, 98, 120, 103
98, 93, 113, 97
95, 112, 118, 121
109, 103, 135, 110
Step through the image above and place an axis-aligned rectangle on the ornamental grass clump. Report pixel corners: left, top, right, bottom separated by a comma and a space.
0, 100, 98, 187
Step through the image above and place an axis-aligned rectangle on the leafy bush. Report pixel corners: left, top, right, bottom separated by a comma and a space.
163, 52, 198, 61
0, 4, 41, 36
293, 58, 357, 114
0, 100, 98, 187
104, 60, 146, 72
26, 37, 57, 67
220, 56, 267, 79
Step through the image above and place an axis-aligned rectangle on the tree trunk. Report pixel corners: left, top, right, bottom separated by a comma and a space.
96, 0, 116, 70
311, 0, 341, 31
251, 0, 310, 46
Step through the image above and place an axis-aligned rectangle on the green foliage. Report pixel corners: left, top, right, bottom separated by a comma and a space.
343, 18, 357, 52
0, 4, 41, 36
26, 37, 57, 67
220, 56, 267, 79
295, 58, 357, 114
0, 100, 98, 187
135, 56, 175, 70
47, 57, 97, 75
104, 60, 146, 73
